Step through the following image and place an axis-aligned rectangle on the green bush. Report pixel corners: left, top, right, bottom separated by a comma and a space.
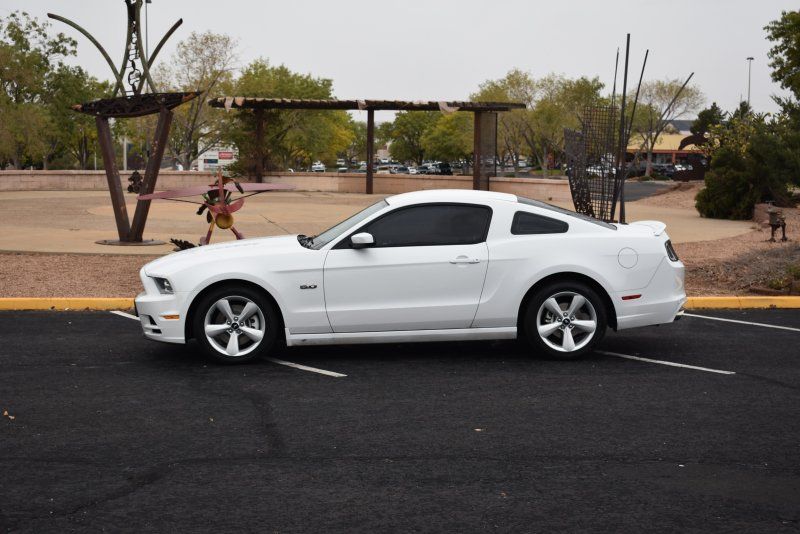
695, 124, 794, 219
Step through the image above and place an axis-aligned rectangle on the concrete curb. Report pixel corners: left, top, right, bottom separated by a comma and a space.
1, 296, 799, 311
685, 296, 800, 309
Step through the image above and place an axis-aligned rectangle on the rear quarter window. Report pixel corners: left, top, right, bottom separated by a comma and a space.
511, 211, 569, 235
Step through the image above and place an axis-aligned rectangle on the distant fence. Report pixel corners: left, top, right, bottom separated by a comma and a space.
0, 170, 571, 202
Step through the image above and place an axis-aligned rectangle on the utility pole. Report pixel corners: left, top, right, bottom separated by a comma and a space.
746, 57, 754, 106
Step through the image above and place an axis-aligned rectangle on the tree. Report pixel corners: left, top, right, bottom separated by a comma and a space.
344, 120, 368, 164
632, 78, 704, 176
384, 111, 440, 165
154, 31, 238, 169
222, 59, 352, 175
695, 114, 796, 219
0, 11, 76, 168
43, 65, 110, 169
765, 10, 800, 101
422, 112, 473, 163
691, 102, 726, 135
473, 71, 603, 175
472, 69, 536, 171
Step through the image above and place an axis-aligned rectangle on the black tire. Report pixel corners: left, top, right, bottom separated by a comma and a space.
523, 280, 607, 360
192, 284, 279, 364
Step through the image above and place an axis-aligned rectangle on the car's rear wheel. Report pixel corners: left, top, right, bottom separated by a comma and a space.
524, 281, 607, 360
193, 285, 278, 364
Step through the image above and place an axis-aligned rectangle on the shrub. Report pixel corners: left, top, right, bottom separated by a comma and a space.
695, 123, 793, 219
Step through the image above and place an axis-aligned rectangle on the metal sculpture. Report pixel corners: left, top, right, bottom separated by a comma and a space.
673, 133, 710, 182
564, 107, 619, 221
48, 1, 199, 245
138, 171, 295, 248
563, 34, 696, 224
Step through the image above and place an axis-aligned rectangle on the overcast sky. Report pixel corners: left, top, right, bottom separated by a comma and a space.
5, 0, 796, 122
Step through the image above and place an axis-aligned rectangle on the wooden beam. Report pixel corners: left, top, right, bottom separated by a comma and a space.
366, 109, 374, 194
129, 106, 173, 241
254, 108, 264, 183
472, 111, 482, 190
95, 116, 131, 241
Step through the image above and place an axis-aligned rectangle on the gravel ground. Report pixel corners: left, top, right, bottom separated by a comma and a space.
1, 184, 797, 297
1, 252, 156, 297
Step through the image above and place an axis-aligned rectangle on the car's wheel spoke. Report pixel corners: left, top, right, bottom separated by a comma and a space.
561, 327, 576, 351
538, 322, 561, 337
216, 299, 235, 322
571, 319, 596, 333
544, 297, 563, 317
566, 295, 586, 316
225, 331, 240, 355
240, 326, 263, 342
205, 323, 229, 337
239, 302, 258, 321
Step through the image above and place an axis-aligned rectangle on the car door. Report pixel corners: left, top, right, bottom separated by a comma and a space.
323, 203, 491, 333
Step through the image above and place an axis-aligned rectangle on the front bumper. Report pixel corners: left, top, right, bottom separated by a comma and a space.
134, 290, 187, 344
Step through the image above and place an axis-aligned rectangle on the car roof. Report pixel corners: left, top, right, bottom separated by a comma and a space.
386, 189, 517, 207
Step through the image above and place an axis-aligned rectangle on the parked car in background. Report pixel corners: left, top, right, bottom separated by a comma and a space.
311, 162, 326, 172
337, 167, 349, 173
135, 189, 685, 364
390, 166, 410, 174
438, 162, 453, 175
408, 167, 419, 175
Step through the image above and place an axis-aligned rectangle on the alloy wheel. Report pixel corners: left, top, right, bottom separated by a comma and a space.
535, 291, 598, 353
203, 296, 266, 357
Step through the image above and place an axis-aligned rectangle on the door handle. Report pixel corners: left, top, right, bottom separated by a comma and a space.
450, 256, 481, 264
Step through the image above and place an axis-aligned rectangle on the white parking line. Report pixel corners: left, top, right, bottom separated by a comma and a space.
596, 350, 736, 375
110, 310, 139, 321
265, 358, 347, 378
683, 313, 800, 333
109, 310, 346, 377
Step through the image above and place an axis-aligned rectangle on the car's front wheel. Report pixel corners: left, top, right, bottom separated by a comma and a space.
193, 285, 279, 364
524, 281, 607, 360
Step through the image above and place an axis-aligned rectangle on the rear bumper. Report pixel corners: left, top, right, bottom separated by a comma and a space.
615, 258, 686, 331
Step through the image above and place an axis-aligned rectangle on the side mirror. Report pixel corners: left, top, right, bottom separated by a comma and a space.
350, 232, 375, 249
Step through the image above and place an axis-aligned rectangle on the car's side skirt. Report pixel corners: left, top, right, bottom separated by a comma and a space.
284, 327, 517, 347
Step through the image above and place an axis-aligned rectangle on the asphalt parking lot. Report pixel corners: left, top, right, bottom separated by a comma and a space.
1, 309, 799, 532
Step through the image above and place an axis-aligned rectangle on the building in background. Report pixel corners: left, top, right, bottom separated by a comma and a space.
194, 145, 238, 172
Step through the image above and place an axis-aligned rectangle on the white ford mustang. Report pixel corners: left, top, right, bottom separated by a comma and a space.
135, 189, 685, 363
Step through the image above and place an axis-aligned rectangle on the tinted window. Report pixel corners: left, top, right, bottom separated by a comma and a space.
511, 211, 568, 234
358, 204, 491, 247
517, 196, 617, 230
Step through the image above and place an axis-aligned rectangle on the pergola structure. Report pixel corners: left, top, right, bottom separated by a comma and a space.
208, 98, 525, 193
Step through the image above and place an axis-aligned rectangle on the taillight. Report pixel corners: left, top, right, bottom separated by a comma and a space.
665, 240, 679, 262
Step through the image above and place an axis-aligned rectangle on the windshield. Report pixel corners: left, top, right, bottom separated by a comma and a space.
305, 200, 388, 249
517, 196, 617, 230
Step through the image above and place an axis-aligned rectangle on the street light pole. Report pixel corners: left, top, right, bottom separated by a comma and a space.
746, 57, 754, 106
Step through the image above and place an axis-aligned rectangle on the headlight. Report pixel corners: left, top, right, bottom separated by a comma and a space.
152, 277, 174, 294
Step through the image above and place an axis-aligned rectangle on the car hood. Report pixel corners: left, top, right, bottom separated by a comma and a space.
142, 234, 301, 277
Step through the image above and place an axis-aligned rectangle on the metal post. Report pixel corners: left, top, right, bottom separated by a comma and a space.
472, 111, 482, 190
746, 57, 754, 106
366, 109, 374, 194
614, 34, 630, 224
129, 106, 172, 241
122, 136, 127, 171
254, 108, 264, 183
95, 116, 131, 241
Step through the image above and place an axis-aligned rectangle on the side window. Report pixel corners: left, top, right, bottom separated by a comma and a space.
360, 204, 492, 247
511, 211, 568, 235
